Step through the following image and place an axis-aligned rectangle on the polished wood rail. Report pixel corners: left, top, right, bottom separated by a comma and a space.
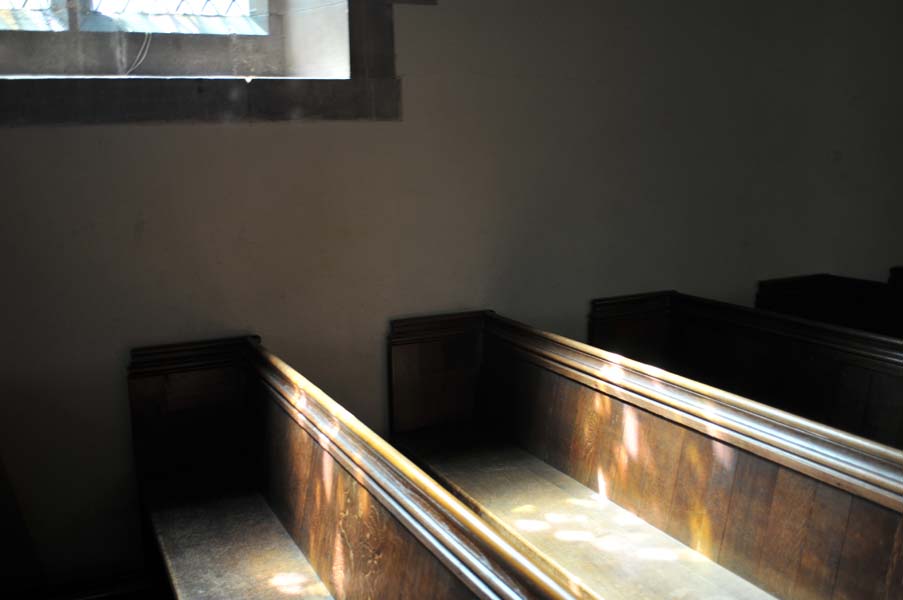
129, 336, 577, 600
390, 311, 903, 600
590, 291, 903, 448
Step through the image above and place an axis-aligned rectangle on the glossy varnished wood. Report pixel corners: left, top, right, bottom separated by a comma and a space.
262, 396, 471, 600
389, 311, 903, 600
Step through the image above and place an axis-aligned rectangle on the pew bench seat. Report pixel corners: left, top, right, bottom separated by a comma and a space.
151, 493, 333, 600
399, 432, 773, 600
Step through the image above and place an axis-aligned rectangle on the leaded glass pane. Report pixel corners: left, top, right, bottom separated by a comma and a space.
0, 0, 67, 32
81, 0, 268, 35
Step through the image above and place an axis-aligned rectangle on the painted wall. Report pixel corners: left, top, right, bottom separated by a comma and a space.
1, 0, 901, 586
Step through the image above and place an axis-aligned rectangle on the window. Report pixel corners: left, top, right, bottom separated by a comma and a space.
0, 1, 269, 35
0, 0, 68, 32
0, 0, 427, 124
0, 1, 349, 78
82, 1, 270, 36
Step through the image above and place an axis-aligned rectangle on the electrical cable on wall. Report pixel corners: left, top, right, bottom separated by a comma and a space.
126, 33, 152, 75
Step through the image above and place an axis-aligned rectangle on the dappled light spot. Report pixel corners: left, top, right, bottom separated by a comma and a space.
616, 445, 630, 473
596, 468, 608, 501
357, 482, 370, 516
712, 440, 735, 470
593, 535, 624, 553
515, 519, 551, 532
613, 511, 645, 527
422, 443, 770, 599
568, 496, 605, 509
269, 572, 308, 595
635, 547, 678, 561
546, 512, 588, 525
326, 419, 341, 438
599, 364, 625, 383
623, 409, 639, 458
593, 394, 612, 419
321, 455, 334, 502
332, 530, 346, 597
555, 530, 594, 542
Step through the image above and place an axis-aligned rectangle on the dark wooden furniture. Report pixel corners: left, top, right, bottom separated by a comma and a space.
890, 267, 902, 291
756, 271, 903, 338
1, 456, 42, 596
390, 311, 903, 600
128, 336, 571, 600
590, 291, 903, 449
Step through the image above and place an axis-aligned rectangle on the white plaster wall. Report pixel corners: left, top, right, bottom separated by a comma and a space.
1, 0, 901, 585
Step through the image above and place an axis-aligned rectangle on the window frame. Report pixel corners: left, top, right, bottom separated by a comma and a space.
0, 0, 430, 125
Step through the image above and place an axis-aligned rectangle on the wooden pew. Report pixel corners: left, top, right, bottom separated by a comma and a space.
128, 336, 574, 599
589, 291, 903, 448
756, 271, 903, 338
890, 267, 902, 291
390, 311, 903, 600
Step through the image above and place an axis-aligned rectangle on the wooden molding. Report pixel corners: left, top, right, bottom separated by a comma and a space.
128, 335, 261, 376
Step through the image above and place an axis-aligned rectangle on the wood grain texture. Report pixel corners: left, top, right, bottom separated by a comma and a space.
665, 433, 738, 559
389, 312, 486, 435
833, 498, 900, 599
754, 469, 818, 597
886, 519, 903, 598
255, 342, 576, 599
264, 398, 474, 600
790, 484, 851, 600
718, 453, 779, 582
